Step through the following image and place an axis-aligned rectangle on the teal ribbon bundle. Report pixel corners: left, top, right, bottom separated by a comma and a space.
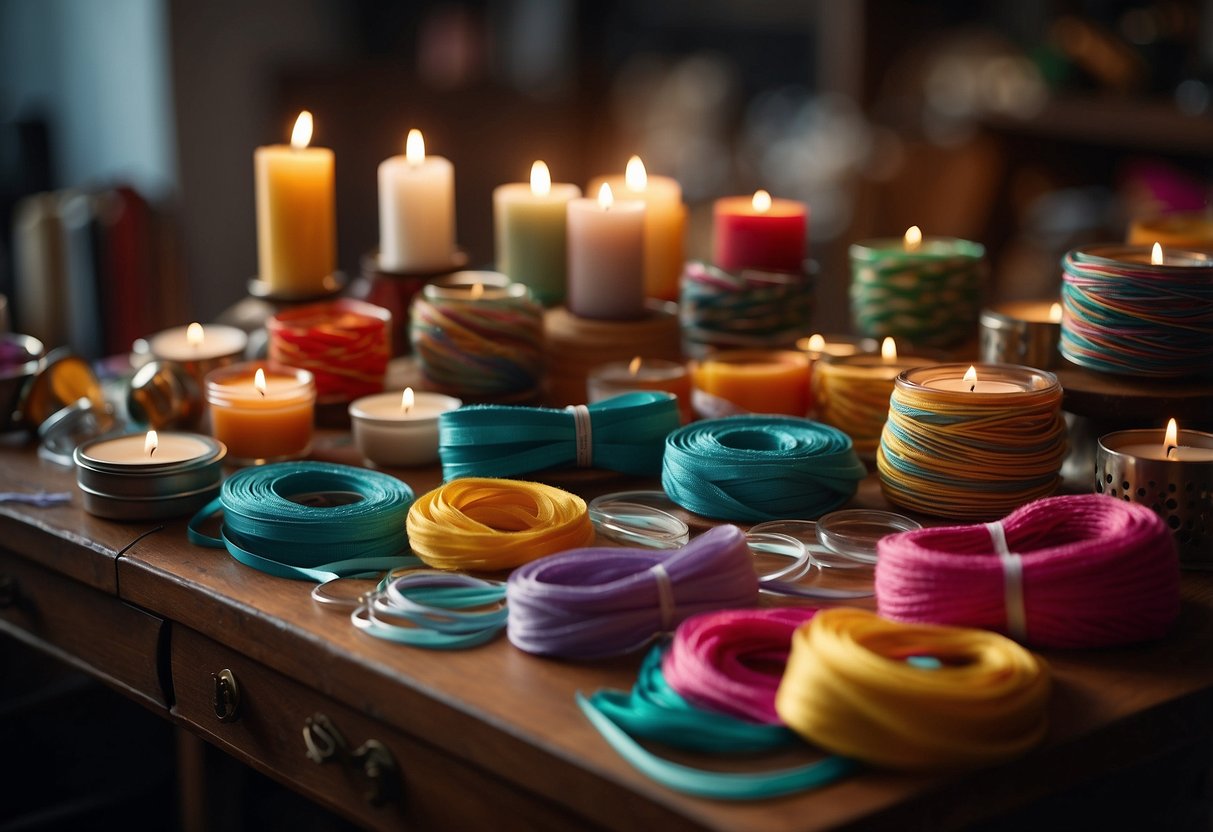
577, 645, 856, 799
662, 416, 866, 522
188, 461, 420, 582
438, 391, 680, 481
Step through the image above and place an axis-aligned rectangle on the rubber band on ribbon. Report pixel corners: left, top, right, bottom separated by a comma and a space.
439, 391, 679, 481
406, 477, 593, 572
985, 521, 1027, 642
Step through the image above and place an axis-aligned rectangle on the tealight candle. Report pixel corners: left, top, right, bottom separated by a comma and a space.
74, 429, 226, 519
923, 364, 1025, 394
146, 322, 248, 386
690, 350, 810, 418
796, 333, 879, 362
205, 363, 316, 465
254, 110, 337, 298
566, 184, 646, 320
378, 129, 456, 273
587, 356, 692, 423
589, 156, 687, 301
349, 387, 462, 467
1097, 418, 1213, 568
712, 190, 807, 273
493, 161, 581, 306
849, 227, 986, 348
980, 300, 1062, 369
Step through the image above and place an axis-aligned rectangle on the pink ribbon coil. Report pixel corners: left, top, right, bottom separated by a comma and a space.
874, 494, 1179, 648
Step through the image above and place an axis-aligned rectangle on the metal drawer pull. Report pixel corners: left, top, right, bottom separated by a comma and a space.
211, 668, 241, 723
303, 713, 347, 764
352, 739, 399, 807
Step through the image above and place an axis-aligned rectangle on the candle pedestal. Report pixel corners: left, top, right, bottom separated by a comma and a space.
1096, 428, 1213, 568
679, 260, 817, 359
544, 301, 682, 407
350, 250, 468, 359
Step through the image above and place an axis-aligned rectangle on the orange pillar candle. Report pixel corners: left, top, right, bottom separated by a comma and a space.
690, 350, 810, 418
205, 363, 316, 465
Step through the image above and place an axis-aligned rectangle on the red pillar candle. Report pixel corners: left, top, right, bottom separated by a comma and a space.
712, 190, 807, 273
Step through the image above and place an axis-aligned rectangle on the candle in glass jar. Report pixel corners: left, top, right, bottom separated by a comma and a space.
923, 365, 1024, 394
566, 184, 646, 320
493, 161, 581, 306
712, 190, 807, 273
255, 111, 337, 298
690, 350, 810, 417
378, 129, 456, 272
205, 363, 316, 465
349, 387, 462, 467
587, 357, 692, 423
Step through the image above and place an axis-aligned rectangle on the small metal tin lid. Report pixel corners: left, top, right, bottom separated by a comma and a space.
38, 397, 120, 466
74, 432, 226, 500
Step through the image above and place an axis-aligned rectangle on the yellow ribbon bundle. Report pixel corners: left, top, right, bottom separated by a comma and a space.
406, 478, 594, 572
775, 608, 1050, 770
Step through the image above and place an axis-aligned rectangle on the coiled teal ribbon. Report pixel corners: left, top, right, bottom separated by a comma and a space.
577, 645, 856, 799
438, 391, 679, 481
662, 416, 866, 522
188, 461, 420, 582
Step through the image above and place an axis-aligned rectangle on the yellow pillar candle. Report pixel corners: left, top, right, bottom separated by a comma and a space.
254, 111, 337, 298
493, 161, 581, 306
589, 156, 686, 301
690, 350, 810, 418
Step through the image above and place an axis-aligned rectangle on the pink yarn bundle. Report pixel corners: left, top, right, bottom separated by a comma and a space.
662, 607, 818, 724
875, 494, 1179, 648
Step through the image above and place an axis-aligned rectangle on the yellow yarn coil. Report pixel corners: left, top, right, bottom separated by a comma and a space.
774, 608, 1050, 770
406, 477, 594, 572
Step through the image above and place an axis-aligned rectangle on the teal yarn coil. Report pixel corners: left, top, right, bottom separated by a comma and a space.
679, 261, 815, 358
439, 391, 680, 481
661, 416, 866, 522
188, 461, 419, 582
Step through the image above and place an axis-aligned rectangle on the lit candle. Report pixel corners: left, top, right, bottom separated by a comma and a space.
712, 189, 807, 273
566, 183, 646, 320
797, 332, 879, 361
849, 227, 987, 347
1110, 419, 1213, 462
924, 365, 1024, 394
588, 156, 687, 301
147, 322, 248, 364
84, 430, 212, 465
587, 356, 693, 423
690, 350, 810, 418
267, 299, 391, 404
493, 161, 581, 306
254, 110, 337, 298
205, 362, 316, 465
349, 386, 462, 467
378, 129, 456, 272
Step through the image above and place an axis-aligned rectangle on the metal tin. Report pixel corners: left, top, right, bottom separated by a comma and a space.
38, 397, 120, 466
73, 432, 226, 520
0, 333, 46, 432
127, 360, 204, 429
1096, 428, 1213, 569
22, 348, 106, 429
980, 303, 1061, 370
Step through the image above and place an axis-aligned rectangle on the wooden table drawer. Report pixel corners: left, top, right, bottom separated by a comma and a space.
171, 626, 592, 831
0, 547, 167, 710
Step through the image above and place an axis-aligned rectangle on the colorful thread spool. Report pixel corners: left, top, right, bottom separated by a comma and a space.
679, 261, 815, 359
267, 299, 391, 404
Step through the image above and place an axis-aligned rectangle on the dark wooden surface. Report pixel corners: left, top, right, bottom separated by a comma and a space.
1, 430, 1212, 829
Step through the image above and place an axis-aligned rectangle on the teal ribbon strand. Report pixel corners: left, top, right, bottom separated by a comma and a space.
188, 461, 421, 582
662, 416, 866, 522
578, 645, 857, 800
439, 391, 680, 481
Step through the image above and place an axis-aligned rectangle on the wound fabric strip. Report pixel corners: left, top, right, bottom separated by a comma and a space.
985, 520, 1027, 642
566, 404, 593, 467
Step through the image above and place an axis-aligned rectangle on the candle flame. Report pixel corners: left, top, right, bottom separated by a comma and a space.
1049, 302, 1062, 323
530, 160, 551, 197
625, 156, 647, 192
598, 182, 614, 210
807, 333, 825, 352
406, 129, 425, 165
964, 365, 977, 392
904, 226, 923, 251
187, 322, 204, 347
254, 368, 267, 397
145, 430, 158, 457
1165, 418, 1178, 458
290, 111, 313, 149
402, 387, 415, 415
1151, 241, 1164, 265
628, 356, 642, 376
881, 337, 897, 360
752, 189, 772, 213
470, 282, 484, 300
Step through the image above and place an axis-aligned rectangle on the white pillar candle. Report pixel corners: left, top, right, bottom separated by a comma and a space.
566, 184, 646, 320
349, 388, 462, 467
378, 129, 456, 272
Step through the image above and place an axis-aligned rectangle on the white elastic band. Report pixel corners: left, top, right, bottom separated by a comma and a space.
986, 521, 1027, 642
566, 405, 593, 467
651, 562, 675, 631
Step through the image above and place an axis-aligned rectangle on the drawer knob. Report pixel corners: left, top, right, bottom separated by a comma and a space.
0, 575, 20, 609
303, 713, 347, 764
211, 668, 241, 723
352, 739, 400, 807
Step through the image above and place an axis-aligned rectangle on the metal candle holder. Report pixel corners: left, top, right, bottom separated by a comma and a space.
1096, 428, 1213, 568
980, 303, 1061, 370
74, 433, 226, 520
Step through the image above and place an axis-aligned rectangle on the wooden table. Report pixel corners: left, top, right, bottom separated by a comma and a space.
2, 432, 1212, 830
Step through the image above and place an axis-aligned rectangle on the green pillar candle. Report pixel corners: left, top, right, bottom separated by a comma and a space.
493, 161, 581, 307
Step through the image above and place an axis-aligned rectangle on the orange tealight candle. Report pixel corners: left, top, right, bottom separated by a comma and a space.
690, 350, 810, 418
205, 362, 316, 465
